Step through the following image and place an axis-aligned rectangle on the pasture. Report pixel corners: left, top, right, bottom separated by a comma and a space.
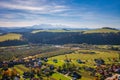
31, 29, 82, 33
83, 28, 120, 34
0, 33, 22, 42
47, 49, 119, 80
48, 49, 118, 65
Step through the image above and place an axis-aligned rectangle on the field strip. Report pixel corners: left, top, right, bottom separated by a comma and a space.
15, 65, 29, 71
56, 72, 71, 80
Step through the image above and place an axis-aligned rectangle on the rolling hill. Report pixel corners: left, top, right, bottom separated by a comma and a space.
0, 27, 120, 46
83, 27, 120, 34
0, 33, 22, 42
31, 29, 83, 33
31, 27, 120, 34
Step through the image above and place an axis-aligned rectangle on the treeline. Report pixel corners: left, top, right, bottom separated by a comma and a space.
1, 32, 120, 46
0, 40, 28, 47
24, 32, 120, 45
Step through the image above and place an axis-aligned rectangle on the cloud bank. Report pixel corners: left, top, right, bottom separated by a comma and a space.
0, 0, 120, 28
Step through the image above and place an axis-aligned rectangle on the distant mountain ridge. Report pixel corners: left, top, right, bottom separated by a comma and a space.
0, 24, 90, 33
0, 24, 119, 33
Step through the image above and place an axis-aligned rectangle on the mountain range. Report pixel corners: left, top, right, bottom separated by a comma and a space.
0, 24, 91, 33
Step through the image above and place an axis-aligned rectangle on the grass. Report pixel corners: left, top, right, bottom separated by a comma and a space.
0, 33, 22, 42
51, 72, 70, 80
47, 60, 64, 67
83, 28, 120, 34
81, 71, 94, 80
14, 65, 29, 75
31, 30, 82, 33
49, 49, 118, 62
48, 49, 119, 80
31, 28, 120, 34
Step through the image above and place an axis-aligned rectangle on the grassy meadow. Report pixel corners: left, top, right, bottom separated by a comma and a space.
0, 33, 22, 42
48, 49, 119, 67
49, 50, 118, 62
83, 28, 120, 34
31, 28, 120, 34
31, 29, 82, 33
47, 49, 119, 80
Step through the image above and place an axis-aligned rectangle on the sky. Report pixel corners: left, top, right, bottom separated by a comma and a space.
0, 0, 120, 28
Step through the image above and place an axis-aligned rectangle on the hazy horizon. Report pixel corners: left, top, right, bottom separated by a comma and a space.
0, 24, 120, 30
0, 0, 120, 28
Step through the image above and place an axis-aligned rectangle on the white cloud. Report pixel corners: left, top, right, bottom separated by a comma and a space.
0, 21, 40, 27
0, 0, 120, 28
0, 1, 68, 14
0, 2, 46, 11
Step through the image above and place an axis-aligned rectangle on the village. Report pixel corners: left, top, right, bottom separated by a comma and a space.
0, 48, 120, 80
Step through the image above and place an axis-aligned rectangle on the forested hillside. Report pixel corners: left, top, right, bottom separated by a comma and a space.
0, 28, 120, 46
24, 32, 120, 45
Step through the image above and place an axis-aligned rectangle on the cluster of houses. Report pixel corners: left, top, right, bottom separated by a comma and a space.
89, 62, 120, 80
0, 57, 53, 80
1, 55, 116, 80
0, 56, 84, 80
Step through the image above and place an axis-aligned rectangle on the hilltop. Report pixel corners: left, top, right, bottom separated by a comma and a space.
31, 27, 120, 34
31, 29, 83, 33
83, 27, 120, 34
0, 33, 22, 42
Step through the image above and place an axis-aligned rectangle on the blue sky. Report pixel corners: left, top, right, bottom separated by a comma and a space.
0, 0, 120, 28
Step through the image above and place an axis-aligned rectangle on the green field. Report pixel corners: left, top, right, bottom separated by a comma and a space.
83, 28, 120, 34
47, 49, 119, 80
0, 33, 22, 42
31, 28, 120, 34
51, 72, 70, 80
48, 49, 119, 67
31, 29, 82, 33
49, 50, 118, 62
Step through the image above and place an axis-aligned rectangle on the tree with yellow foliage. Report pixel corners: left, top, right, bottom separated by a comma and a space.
12, 68, 17, 76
